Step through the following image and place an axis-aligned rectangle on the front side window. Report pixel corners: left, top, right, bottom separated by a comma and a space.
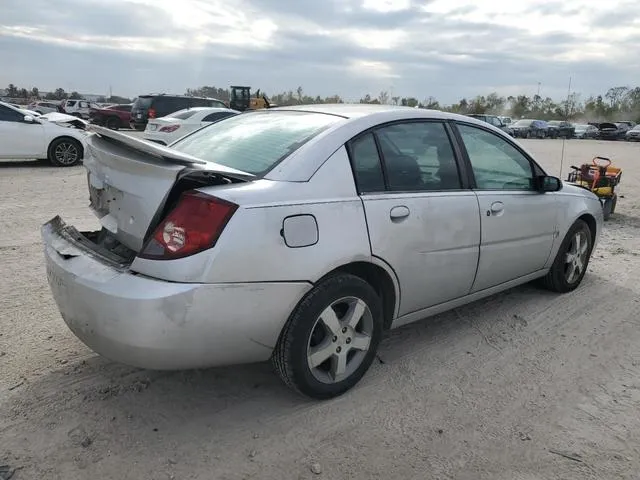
457, 123, 534, 191
172, 111, 339, 175
376, 121, 461, 191
0, 105, 24, 122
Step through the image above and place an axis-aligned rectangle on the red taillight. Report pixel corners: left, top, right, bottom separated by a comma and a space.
159, 124, 180, 133
139, 192, 237, 260
148, 108, 156, 118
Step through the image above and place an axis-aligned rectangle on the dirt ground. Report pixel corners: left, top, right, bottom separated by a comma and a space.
1, 138, 640, 480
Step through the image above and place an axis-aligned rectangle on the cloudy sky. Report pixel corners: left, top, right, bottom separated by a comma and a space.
1, 0, 639, 103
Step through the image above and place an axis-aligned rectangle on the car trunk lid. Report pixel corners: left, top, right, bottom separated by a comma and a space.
84, 125, 253, 252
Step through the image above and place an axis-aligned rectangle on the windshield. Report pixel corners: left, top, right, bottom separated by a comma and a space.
547, 121, 560, 126
575, 124, 588, 130
171, 110, 341, 175
513, 120, 533, 126
632, 125, 640, 131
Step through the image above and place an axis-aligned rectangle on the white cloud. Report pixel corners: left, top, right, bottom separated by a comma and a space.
1, 0, 639, 102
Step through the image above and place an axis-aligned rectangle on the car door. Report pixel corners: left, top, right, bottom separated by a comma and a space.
348, 121, 481, 317
0, 105, 45, 158
454, 122, 558, 292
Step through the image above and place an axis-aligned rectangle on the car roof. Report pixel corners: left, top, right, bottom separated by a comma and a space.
271, 103, 474, 122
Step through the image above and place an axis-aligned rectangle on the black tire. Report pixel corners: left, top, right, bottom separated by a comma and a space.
105, 116, 120, 130
47, 137, 83, 167
603, 195, 618, 220
541, 219, 593, 293
272, 273, 383, 400
610, 194, 617, 214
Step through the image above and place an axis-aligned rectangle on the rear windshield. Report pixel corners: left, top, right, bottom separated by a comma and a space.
172, 111, 341, 175
133, 96, 153, 109
171, 109, 199, 120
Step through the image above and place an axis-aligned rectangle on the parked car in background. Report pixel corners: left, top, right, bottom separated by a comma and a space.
597, 122, 627, 140
465, 114, 511, 134
42, 105, 603, 399
625, 124, 640, 141
509, 119, 550, 138
89, 104, 133, 130
143, 107, 239, 145
60, 99, 98, 119
130, 94, 228, 131
27, 101, 60, 114
498, 116, 512, 125
546, 120, 575, 139
573, 124, 598, 139
0, 101, 87, 166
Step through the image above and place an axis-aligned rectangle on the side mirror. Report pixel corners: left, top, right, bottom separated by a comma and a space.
539, 175, 562, 192
23, 115, 37, 123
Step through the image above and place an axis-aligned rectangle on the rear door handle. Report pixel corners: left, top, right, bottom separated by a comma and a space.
487, 201, 504, 216
390, 205, 410, 220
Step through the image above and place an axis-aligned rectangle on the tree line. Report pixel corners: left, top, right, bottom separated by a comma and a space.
5, 82, 640, 122
3, 84, 132, 105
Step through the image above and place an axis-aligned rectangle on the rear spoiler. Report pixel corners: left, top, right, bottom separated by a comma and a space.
86, 125, 254, 180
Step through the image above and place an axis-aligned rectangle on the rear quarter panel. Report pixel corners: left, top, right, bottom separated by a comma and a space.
131, 147, 374, 284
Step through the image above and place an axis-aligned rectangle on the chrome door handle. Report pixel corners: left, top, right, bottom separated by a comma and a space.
390, 205, 410, 220
487, 201, 504, 216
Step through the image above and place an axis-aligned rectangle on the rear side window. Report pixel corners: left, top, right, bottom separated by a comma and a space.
202, 111, 236, 122
154, 97, 188, 116
171, 109, 199, 120
376, 122, 461, 191
171, 111, 339, 175
348, 134, 386, 193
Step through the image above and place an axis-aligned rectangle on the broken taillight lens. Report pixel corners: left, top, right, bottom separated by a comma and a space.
139, 192, 237, 260
159, 124, 180, 133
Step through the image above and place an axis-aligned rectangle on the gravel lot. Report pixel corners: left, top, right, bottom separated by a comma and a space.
1, 138, 640, 479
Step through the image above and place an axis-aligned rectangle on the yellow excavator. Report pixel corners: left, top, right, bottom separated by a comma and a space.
229, 86, 272, 111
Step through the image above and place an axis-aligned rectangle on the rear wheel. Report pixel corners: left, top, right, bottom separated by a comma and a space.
272, 273, 383, 399
48, 138, 82, 167
541, 220, 593, 293
105, 116, 120, 130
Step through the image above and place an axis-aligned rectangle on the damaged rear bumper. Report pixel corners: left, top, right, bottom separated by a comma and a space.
41, 216, 311, 370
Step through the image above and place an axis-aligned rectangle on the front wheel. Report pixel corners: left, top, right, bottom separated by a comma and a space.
541, 219, 593, 293
48, 138, 82, 167
272, 273, 383, 399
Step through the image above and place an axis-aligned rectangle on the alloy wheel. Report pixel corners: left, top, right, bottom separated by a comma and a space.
306, 296, 374, 384
54, 142, 79, 166
564, 230, 589, 284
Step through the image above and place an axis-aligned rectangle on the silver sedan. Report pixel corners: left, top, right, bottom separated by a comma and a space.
42, 105, 603, 399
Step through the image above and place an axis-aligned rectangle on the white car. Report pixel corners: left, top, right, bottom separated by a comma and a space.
60, 99, 98, 119
143, 107, 239, 145
0, 102, 88, 166
27, 101, 60, 114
